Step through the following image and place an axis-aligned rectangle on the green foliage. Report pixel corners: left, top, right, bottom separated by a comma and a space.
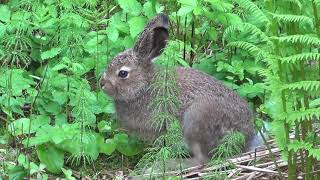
37, 144, 64, 174
224, 0, 320, 179
1, 0, 319, 179
134, 41, 188, 177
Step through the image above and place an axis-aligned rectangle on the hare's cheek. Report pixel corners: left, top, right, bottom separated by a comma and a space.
100, 80, 114, 95
104, 83, 115, 95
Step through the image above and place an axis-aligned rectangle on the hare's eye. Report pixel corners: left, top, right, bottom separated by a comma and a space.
118, 70, 128, 78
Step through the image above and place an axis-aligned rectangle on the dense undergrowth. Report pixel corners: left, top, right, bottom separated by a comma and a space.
0, 0, 319, 179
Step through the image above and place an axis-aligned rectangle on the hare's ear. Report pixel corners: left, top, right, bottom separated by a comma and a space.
133, 14, 169, 63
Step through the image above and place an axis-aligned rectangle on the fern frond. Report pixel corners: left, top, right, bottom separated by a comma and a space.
289, 140, 320, 160
269, 13, 313, 26
278, 108, 320, 123
282, 81, 320, 91
314, 0, 320, 7
223, 23, 271, 45
223, 25, 240, 43
227, 41, 264, 56
272, 35, 320, 46
235, 0, 269, 23
283, 0, 302, 10
281, 53, 320, 63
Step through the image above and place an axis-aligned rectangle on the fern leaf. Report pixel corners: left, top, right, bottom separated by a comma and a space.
223, 23, 271, 45
234, 0, 269, 23
227, 41, 263, 56
288, 140, 313, 152
314, 0, 320, 7
289, 140, 320, 160
283, 0, 302, 10
281, 53, 320, 63
269, 13, 313, 26
279, 108, 320, 123
272, 35, 320, 46
282, 81, 320, 91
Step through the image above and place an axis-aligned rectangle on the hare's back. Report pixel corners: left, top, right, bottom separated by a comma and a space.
175, 67, 252, 122
176, 67, 244, 105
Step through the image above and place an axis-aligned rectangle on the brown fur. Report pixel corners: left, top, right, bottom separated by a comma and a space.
100, 14, 254, 164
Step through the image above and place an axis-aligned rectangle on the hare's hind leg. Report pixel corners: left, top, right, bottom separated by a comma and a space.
181, 97, 225, 164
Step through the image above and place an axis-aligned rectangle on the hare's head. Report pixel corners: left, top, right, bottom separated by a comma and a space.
100, 14, 169, 101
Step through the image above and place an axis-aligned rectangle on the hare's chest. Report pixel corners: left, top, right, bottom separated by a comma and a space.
115, 101, 162, 140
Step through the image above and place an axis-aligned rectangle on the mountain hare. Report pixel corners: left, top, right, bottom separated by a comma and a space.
100, 14, 255, 164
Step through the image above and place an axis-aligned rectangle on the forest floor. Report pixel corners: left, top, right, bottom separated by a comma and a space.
1, 128, 316, 179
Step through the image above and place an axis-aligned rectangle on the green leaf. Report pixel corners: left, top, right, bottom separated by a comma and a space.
177, 0, 197, 16
98, 138, 116, 155
45, 102, 62, 115
107, 25, 119, 42
52, 90, 68, 105
36, 144, 64, 174
208, 28, 218, 40
97, 121, 112, 133
55, 114, 68, 125
52, 63, 68, 71
61, 168, 76, 180
114, 133, 143, 156
310, 98, 320, 108
128, 16, 146, 38
7, 116, 49, 136
0, 23, 5, 39
0, 69, 35, 96
117, 0, 142, 16
177, 6, 194, 16
143, 1, 156, 18
0, 5, 11, 22
8, 165, 27, 180
41, 47, 62, 60
84, 34, 107, 54
8, 118, 31, 136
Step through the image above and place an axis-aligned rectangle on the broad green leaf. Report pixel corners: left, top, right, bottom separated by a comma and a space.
0, 69, 34, 96
143, 1, 156, 18
98, 138, 116, 155
56, 131, 99, 160
41, 47, 62, 60
52, 90, 68, 105
22, 125, 54, 147
55, 113, 68, 125
97, 121, 112, 133
52, 63, 68, 71
177, 6, 194, 16
36, 144, 64, 174
8, 117, 49, 136
17, 154, 39, 174
114, 133, 143, 156
179, 0, 197, 7
107, 25, 119, 42
45, 101, 62, 115
110, 13, 130, 34
8, 165, 27, 180
0, 5, 11, 22
117, 0, 142, 16
122, 36, 134, 48
84, 34, 107, 54
177, 0, 197, 16
128, 16, 146, 38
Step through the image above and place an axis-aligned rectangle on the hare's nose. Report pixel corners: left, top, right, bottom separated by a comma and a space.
100, 73, 107, 88
100, 79, 106, 88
